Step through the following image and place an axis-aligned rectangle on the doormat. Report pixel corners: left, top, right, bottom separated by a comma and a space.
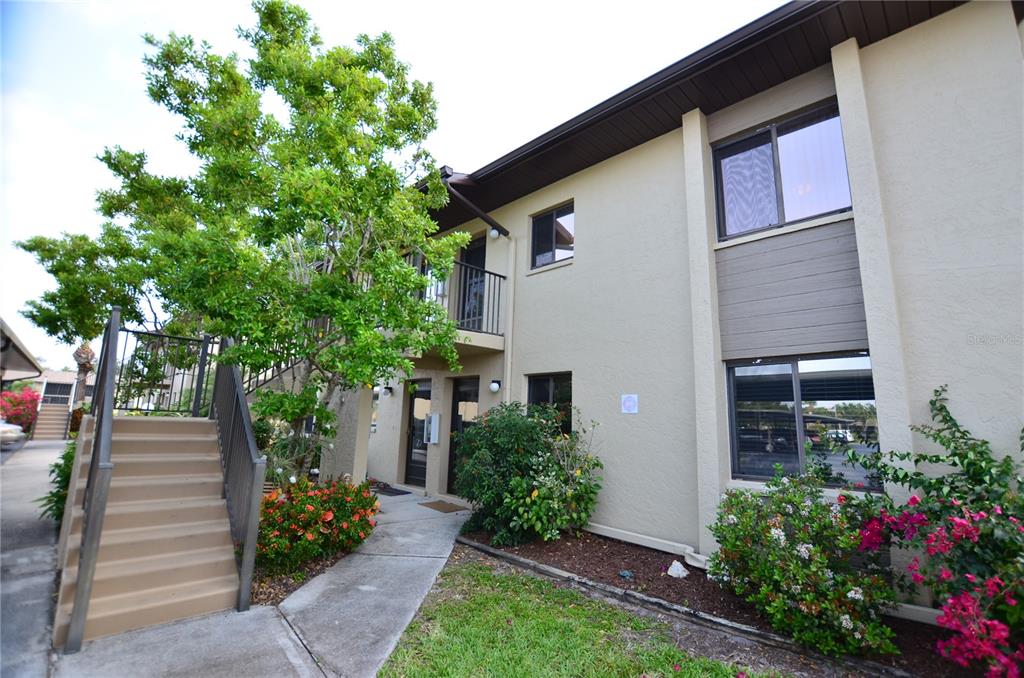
420, 500, 466, 513
373, 484, 411, 497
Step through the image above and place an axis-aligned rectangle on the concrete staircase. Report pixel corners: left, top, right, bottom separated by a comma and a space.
33, 403, 69, 440
53, 416, 238, 648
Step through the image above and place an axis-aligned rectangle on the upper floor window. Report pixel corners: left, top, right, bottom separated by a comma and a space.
531, 202, 574, 269
714, 104, 851, 239
527, 372, 572, 433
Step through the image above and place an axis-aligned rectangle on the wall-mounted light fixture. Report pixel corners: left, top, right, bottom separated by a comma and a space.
488, 380, 501, 393
488, 227, 501, 240
382, 386, 394, 397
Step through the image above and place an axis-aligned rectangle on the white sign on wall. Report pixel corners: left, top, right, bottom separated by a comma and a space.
621, 394, 639, 415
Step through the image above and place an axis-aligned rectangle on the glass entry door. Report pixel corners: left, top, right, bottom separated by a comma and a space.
448, 378, 479, 494
457, 239, 486, 332
404, 381, 431, 487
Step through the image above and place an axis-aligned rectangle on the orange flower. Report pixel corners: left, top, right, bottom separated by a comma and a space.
321, 510, 334, 522
362, 491, 370, 498
305, 532, 315, 541
341, 522, 348, 529
345, 496, 352, 503
359, 531, 365, 539
368, 518, 376, 527
305, 504, 315, 512
267, 490, 279, 502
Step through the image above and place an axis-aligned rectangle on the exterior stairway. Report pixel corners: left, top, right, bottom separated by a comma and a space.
53, 416, 238, 647
33, 403, 69, 440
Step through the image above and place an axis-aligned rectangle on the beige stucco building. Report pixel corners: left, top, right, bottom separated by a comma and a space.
362, 1, 1023, 566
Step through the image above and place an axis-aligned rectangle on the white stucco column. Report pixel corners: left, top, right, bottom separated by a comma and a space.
831, 39, 916, 477
682, 108, 730, 555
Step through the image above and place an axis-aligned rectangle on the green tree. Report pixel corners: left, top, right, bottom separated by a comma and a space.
18, 0, 468, 472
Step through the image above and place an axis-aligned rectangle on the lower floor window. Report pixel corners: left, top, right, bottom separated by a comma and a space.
527, 372, 572, 434
728, 352, 880, 489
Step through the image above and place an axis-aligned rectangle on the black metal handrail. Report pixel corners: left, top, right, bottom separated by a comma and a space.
443, 261, 505, 336
113, 329, 216, 415
210, 338, 266, 611
65, 307, 120, 653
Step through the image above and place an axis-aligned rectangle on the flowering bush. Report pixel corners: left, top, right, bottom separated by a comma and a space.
256, 478, 379, 575
1, 387, 41, 435
847, 386, 1023, 675
709, 468, 898, 656
455, 402, 603, 546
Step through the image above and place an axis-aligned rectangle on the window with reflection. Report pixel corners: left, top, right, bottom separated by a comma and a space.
531, 203, 575, 269
527, 372, 572, 434
729, 353, 880, 489
714, 103, 851, 239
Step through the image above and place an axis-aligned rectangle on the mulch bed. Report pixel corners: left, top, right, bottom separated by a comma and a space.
464, 530, 975, 678
250, 552, 348, 606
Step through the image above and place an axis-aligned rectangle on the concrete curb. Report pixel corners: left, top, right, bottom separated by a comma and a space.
456, 536, 914, 678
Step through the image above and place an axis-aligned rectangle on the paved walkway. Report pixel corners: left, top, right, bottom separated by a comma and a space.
52, 491, 468, 677
1, 440, 64, 678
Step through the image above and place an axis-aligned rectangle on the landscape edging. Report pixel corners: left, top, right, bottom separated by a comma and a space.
455, 535, 914, 678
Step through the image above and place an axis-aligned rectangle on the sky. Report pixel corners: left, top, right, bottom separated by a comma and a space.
1, 0, 784, 371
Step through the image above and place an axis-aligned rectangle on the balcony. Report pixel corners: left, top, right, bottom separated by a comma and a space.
425, 261, 506, 354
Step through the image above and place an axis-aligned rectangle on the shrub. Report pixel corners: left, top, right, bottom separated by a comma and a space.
455, 402, 603, 546
39, 437, 77, 523
256, 478, 379, 575
1, 386, 41, 435
709, 468, 898, 656
848, 386, 1023, 675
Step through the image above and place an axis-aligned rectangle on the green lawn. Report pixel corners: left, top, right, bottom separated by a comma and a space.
381, 562, 759, 678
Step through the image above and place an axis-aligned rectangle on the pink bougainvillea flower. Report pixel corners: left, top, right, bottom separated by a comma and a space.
907, 495, 920, 506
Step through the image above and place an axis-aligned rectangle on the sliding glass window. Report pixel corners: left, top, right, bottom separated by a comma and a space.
729, 353, 880, 489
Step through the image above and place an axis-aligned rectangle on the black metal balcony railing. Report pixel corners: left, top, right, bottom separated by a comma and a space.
428, 261, 505, 336
112, 329, 217, 415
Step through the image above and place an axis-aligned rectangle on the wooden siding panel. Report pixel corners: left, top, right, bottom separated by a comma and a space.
716, 220, 868, 359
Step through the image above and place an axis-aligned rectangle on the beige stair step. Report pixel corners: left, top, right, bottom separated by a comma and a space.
65, 518, 233, 568
54, 574, 238, 646
70, 497, 229, 532
110, 434, 220, 454
112, 417, 217, 436
61, 545, 238, 600
73, 474, 224, 504
80, 452, 221, 478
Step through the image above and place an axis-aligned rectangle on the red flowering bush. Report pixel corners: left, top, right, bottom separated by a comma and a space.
848, 386, 1023, 676
256, 478, 380, 575
1, 387, 41, 435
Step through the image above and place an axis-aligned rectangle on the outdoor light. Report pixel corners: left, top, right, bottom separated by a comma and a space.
382, 386, 394, 397
488, 227, 500, 239
489, 380, 501, 393
372, 385, 381, 395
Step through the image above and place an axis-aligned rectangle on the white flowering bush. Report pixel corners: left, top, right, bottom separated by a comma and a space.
708, 468, 898, 656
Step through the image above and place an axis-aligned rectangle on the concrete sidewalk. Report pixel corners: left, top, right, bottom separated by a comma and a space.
280, 493, 468, 677
1, 439, 64, 678
52, 491, 468, 677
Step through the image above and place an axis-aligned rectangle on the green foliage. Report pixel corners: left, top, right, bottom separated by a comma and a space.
39, 438, 77, 523
709, 468, 898, 656
257, 478, 379, 575
455, 402, 603, 546
381, 561, 762, 678
850, 385, 1022, 507
16, 0, 469, 436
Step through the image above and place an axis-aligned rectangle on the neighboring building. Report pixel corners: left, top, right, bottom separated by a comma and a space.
367, 1, 1023, 562
1, 317, 43, 386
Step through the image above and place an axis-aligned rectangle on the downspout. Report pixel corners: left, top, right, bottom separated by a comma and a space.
502, 237, 516, 404
439, 167, 510, 237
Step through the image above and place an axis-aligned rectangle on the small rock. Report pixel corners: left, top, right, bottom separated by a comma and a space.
618, 569, 634, 580
667, 560, 689, 579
